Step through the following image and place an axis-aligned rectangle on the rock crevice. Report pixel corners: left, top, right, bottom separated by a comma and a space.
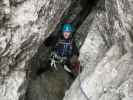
0, 0, 133, 100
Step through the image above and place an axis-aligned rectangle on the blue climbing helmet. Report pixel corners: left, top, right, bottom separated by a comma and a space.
62, 23, 73, 33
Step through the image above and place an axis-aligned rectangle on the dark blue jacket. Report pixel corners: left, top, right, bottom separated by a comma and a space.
44, 34, 79, 59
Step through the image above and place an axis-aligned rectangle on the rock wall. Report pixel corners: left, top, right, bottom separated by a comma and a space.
0, 0, 71, 100
1, 0, 133, 100
63, 0, 133, 100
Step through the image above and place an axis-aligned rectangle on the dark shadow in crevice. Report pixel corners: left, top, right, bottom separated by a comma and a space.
72, 0, 101, 30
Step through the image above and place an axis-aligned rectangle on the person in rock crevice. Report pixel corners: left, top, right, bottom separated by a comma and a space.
45, 23, 80, 77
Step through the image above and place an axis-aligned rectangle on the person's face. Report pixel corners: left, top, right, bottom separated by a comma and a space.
63, 32, 71, 39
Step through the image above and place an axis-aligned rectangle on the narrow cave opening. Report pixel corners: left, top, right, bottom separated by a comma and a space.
24, 0, 101, 100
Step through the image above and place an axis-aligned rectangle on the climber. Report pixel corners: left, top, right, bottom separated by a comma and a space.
46, 23, 80, 77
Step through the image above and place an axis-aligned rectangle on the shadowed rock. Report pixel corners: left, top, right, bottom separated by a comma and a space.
26, 64, 73, 100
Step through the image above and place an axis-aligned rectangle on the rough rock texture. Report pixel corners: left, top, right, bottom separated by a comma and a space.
63, 0, 133, 100
1, 0, 133, 100
0, 0, 71, 100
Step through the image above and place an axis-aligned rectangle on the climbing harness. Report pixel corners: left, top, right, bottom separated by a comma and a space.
50, 51, 74, 74
49, 52, 67, 70
49, 52, 59, 70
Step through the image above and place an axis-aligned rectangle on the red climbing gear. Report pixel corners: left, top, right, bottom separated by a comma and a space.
71, 60, 80, 74
70, 55, 80, 76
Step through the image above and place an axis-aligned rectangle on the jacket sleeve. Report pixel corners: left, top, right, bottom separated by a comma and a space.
44, 34, 59, 47
72, 40, 79, 57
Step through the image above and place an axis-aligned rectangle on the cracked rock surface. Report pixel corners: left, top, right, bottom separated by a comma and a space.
63, 0, 133, 100
0, 0, 71, 100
